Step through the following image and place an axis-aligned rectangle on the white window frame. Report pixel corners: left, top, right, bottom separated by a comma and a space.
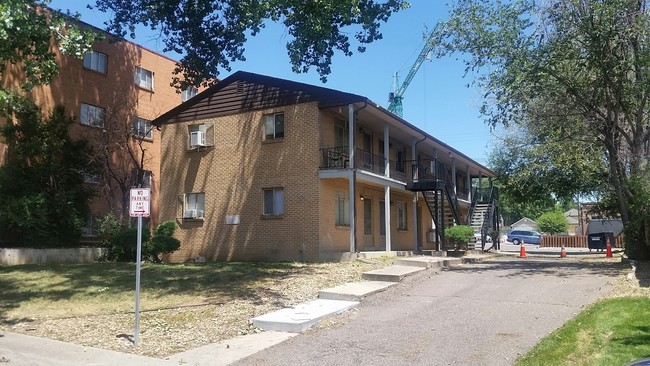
132, 169, 152, 188
132, 117, 153, 140
82, 172, 101, 184
82, 215, 100, 237
335, 191, 350, 226
80, 103, 105, 128
82, 50, 107, 74
181, 86, 198, 102
264, 113, 284, 141
135, 66, 154, 90
183, 193, 205, 219
397, 201, 407, 230
263, 188, 284, 216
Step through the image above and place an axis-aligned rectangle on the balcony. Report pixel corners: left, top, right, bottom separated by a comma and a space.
319, 146, 407, 181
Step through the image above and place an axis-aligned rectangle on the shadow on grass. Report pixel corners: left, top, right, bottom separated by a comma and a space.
0, 261, 327, 323
612, 325, 650, 347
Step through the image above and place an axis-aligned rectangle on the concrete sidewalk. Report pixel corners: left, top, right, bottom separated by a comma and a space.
0, 253, 493, 366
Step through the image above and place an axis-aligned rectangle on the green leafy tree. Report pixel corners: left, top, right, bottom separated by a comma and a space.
90, 0, 410, 87
434, 0, 650, 259
537, 210, 569, 235
0, 103, 96, 247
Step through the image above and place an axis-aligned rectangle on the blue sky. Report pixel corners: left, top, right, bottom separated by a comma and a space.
49, 1, 497, 165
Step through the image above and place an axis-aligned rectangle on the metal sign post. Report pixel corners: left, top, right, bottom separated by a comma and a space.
129, 188, 150, 348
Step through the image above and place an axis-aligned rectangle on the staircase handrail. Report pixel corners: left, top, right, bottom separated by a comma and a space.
466, 186, 479, 225
479, 185, 497, 251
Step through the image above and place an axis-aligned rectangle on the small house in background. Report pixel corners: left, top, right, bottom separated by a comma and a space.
564, 208, 580, 235
510, 217, 537, 231
579, 203, 623, 236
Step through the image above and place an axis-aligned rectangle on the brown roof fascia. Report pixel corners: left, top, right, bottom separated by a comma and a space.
152, 71, 369, 126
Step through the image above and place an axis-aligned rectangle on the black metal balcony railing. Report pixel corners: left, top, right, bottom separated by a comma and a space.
319, 146, 407, 181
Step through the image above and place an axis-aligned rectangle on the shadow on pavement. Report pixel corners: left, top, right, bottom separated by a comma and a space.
445, 256, 626, 279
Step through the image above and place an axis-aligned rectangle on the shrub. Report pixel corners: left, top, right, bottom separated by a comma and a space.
445, 225, 474, 250
145, 220, 181, 262
108, 227, 150, 262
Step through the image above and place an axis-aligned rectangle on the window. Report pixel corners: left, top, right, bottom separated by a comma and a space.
132, 169, 152, 188
80, 103, 105, 127
264, 113, 284, 140
135, 66, 154, 90
132, 118, 153, 140
183, 193, 205, 219
82, 172, 101, 184
335, 191, 350, 226
181, 87, 197, 102
83, 215, 99, 236
380, 202, 386, 235
187, 123, 215, 148
397, 202, 407, 230
263, 188, 284, 216
83, 50, 107, 74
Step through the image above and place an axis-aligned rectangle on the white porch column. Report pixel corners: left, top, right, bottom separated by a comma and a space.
385, 186, 391, 252
348, 104, 356, 253
411, 138, 418, 251
384, 124, 390, 177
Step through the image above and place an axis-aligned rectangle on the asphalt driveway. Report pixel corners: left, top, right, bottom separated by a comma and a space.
233, 256, 625, 366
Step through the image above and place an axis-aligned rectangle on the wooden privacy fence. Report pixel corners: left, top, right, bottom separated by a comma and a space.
540, 235, 624, 248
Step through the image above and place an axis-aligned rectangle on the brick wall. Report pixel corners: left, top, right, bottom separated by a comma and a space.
161, 102, 322, 262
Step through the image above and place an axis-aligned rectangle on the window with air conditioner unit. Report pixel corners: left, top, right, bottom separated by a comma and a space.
182, 192, 205, 219
187, 124, 214, 150
190, 130, 205, 147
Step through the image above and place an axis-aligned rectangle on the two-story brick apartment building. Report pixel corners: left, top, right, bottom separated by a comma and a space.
153, 71, 498, 262
1, 25, 198, 240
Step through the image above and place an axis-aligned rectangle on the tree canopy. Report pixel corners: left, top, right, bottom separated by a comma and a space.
0, 0, 97, 92
0, 102, 95, 246
434, 0, 650, 258
91, 0, 410, 88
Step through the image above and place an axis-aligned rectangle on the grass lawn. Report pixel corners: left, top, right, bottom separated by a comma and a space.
0, 261, 373, 321
516, 297, 650, 366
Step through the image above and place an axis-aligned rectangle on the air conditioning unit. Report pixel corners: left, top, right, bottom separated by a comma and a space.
190, 131, 206, 147
184, 209, 204, 219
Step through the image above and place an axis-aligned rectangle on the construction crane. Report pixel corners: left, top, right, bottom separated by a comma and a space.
387, 26, 437, 117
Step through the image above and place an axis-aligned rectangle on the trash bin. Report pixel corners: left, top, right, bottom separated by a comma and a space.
588, 232, 614, 251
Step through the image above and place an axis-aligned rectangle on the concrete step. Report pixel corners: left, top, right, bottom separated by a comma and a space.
251, 299, 359, 333
362, 265, 426, 282
318, 281, 396, 301
394, 256, 462, 269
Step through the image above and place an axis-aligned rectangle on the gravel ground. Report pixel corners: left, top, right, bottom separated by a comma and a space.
2, 254, 646, 360
2, 259, 393, 358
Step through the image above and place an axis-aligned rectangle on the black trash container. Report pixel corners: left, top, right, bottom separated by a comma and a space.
588, 232, 614, 251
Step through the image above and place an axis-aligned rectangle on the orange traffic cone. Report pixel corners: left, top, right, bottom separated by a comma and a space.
560, 245, 566, 258
518, 242, 527, 258
606, 236, 613, 258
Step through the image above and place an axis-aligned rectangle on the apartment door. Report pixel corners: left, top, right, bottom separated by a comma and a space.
362, 131, 372, 169
379, 201, 386, 246
363, 198, 374, 248
378, 140, 385, 172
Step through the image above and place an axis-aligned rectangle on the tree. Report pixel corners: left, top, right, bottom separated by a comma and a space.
537, 210, 569, 235
0, 102, 96, 246
434, 0, 650, 259
0, 0, 97, 93
90, 0, 410, 88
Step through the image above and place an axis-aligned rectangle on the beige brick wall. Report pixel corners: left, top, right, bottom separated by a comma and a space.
161, 102, 322, 262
